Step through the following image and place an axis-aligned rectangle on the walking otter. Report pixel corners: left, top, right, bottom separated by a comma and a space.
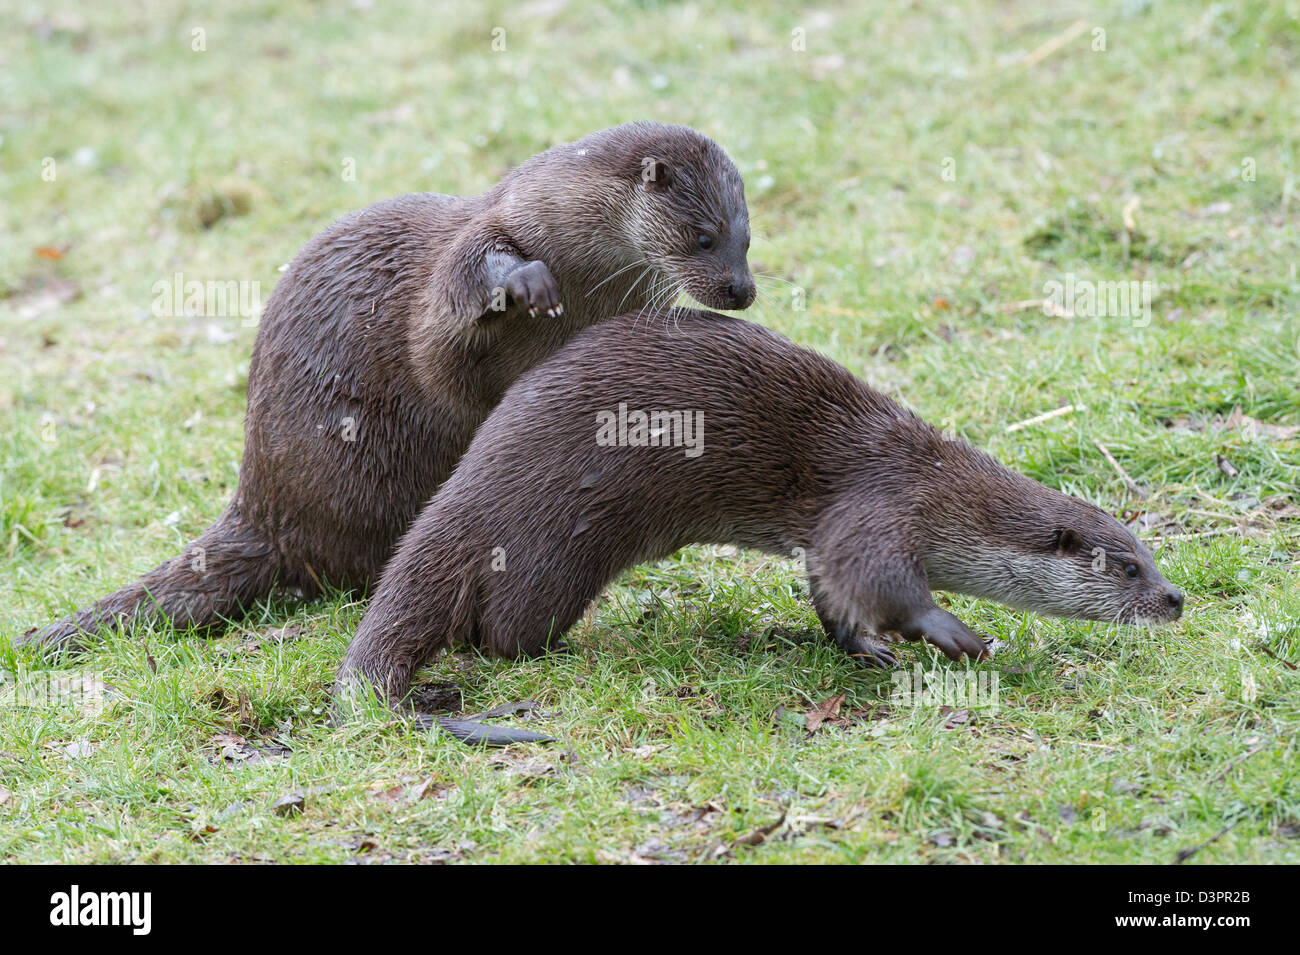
27, 124, 754, 649
335, 309, 1183, 739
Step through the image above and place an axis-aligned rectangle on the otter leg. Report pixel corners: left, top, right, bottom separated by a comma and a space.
809, 579, 897, 668
463, 248, 562, 321
457, 248, 564, 324
487, 611, 582, 660
523, 636, 572, 656
826, 618, 898, 669
502, 260, 563, 318
807, 545, 986, 664
893, 606, 988, 662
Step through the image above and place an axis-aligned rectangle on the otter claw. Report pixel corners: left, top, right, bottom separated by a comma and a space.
506, 260, 562, 319
847, 645, 897, 668
828, 621, 897, 668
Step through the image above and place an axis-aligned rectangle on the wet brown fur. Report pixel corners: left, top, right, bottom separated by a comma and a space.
336, 309, 1184, 707
28, 124, 752, 649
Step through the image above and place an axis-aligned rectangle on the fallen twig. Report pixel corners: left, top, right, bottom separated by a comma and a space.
1094, 440, 1146, 499
1020, 20, 1089, 70
1174, 822, 1235, 864
1212, 743, 1269, 783
1254, 642, 1298, 671
1006, 404, 1085, 433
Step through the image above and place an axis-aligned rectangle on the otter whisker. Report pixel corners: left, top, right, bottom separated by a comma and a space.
742, 289, 781, 327
614, 265, 655, 318
658, 285, 686, 330
638, 276, 664, 329
753, 271, 799, 287
656, 280, 683, 313
635, 275, 658, 327
642, 276, 681, 330
585, 259, 649, 298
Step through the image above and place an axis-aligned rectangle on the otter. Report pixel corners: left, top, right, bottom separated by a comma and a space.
27, 124, 754, 649
335, 309, 1184, 743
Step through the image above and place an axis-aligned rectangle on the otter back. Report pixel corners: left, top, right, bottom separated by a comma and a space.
335, 308, 1183, 738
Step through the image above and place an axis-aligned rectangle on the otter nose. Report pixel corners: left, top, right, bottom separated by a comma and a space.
726, 278, 756, 309
1165, 588, 1184, 615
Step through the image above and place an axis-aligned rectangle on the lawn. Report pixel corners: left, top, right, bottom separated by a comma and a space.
1, 0, 1297, 863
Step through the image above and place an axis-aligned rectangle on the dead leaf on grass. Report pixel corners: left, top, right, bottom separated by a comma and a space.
367, 782, 407, 804
8, 276, 82, 319
51, 740, 94, 759
413, 778, 448, 801
939, 706, 971, 729
466, 699, 541, 720
210, 732, 290, 764
186, 823, 218, 842
805, 693, 845, 732
1225, 406, 1299, 441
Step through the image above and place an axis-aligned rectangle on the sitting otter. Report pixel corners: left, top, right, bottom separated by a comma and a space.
28, 124, 754, 649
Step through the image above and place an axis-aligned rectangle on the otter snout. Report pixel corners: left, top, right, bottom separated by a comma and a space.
725, 276, 756, 309
1120, 579, 1184, 625
684, 270, 756, 311
1136, 583, 1183, 623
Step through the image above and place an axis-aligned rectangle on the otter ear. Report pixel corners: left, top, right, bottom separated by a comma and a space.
638, 157, 671, 191
1053, 527, 1084, 556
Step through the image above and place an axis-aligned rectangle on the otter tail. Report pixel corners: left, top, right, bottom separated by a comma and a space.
334, 675, 554, 747
21, 506, 280, 651
417, 714, 555, 747
335, 627, 555, 747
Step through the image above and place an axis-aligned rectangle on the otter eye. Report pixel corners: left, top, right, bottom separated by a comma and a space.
1124, 564, 1139, 579
697, 234, 714, 250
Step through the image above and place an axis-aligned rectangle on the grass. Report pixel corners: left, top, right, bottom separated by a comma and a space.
1, 0, 1298, 863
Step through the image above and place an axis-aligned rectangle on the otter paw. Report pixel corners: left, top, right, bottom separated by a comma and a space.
506, 260, 563, 318
844, 639, 898, 669
827, 621, 897, 668
903, 608, 988, 662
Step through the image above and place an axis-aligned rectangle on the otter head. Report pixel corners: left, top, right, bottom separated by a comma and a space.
1034, 507, 1184, 625
602, 123, 755, 311
923, 464, 1183, 626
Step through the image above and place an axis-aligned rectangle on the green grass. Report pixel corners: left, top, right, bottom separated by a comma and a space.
2, 0, 1298, 863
